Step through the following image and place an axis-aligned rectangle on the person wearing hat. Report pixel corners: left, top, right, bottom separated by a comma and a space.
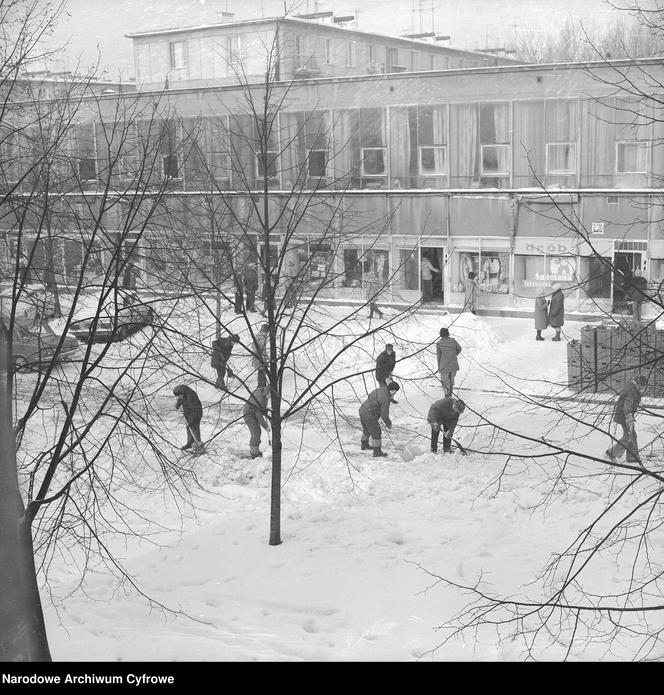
375, 343, 396, 386
436, 327, 462, 397
255, 323, 270, 387
211, 333, 241, 390
605, 374, 648, 465
548, 283, 565, 341
242, 263, 259, 313
173, 384, 204, 453
427, 397, 466, 454
534, 288, 549, 341
358, 381, 401, 457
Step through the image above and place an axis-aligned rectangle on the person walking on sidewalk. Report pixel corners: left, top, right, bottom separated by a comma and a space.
605, 375, 648, 465
375, 343, 396, 386
548, 283, 565, 341
359, 382, 400, 457
243, 263, 259, 313
365, 267, 384, 319
427, 397, 466, 453
436, 327, 462, 397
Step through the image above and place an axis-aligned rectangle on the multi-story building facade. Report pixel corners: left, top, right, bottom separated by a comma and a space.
3, 16, 664, 318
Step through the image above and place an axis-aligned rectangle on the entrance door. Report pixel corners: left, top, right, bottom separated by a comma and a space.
612, 251, 642, 312
421, 248, 444, 303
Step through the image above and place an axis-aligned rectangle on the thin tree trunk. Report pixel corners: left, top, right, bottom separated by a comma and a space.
269, 418, 282, 546
0, 323, 51, 661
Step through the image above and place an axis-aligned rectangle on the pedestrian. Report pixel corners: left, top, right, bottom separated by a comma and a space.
173, 385, 204, 453
534, 288, 549, 341
233, 273, 244, 314
211, 333, 240, 390
436, 327, 462, 397
254, 322, 270, 387
464, 271, 479, 314
364, 267, 384, 319
358, 381, 400, 457
427, 397, 466, 453
605, 374, 647, 465
375, 343, 396, 386
282, 249, 299, 309
548, 283, 565, 341
628, 269, 648, 322
243, 263, 259, 313
243, 384, 270, 459
421, 254, 439, 302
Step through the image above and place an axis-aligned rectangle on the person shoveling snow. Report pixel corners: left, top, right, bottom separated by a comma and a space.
427, 397, 466, 454
359, 382, 400, 457
173, 385, 205, 454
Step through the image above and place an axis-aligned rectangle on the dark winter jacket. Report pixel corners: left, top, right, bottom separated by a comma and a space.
375, 350, 396, 383
173, 385, 203, 424
548, 289, 565, 328
243, 386, 269, 428
427, 397, 460, 428
211, 337, 234, 369
359, 386, 393, 427
534, 296, 549, 330
627, 275, 648, 302
436, 336, 462, 374
613, 380, 642, 427
243, 266, 259, 291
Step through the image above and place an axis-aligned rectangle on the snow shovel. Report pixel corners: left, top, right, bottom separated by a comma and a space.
386, 432, 423, 462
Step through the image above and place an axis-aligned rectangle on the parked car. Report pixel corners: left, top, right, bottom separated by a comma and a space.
11, 321, 79, 371
70, 289, 156, 343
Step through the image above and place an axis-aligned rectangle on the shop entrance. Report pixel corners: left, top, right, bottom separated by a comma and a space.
612, 251, 643, 313
420, 247, 444, 303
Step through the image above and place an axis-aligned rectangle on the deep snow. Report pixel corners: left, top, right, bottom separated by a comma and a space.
20, 305, 663, 661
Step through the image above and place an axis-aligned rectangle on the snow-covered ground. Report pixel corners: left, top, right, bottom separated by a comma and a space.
20, 305, 663, 661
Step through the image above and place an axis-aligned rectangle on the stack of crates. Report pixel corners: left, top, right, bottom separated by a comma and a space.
579, 325, 597, 393
595, 326, 613, 393
567, 339, 583, 391
654, 329, 664, 398
607, 324, 629, 393
623, 322, 644, 390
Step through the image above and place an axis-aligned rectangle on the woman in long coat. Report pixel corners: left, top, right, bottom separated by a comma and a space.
548, 283, 565, 341
534, 289, 549, 341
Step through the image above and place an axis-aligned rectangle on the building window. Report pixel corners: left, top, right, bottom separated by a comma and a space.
294, 34, 304, 69
163, 154, 179, 179
1, 132, 20, 183
255, 150, 278, 179
346, 41, 356, 68
386, 47, 398, 71
77, 158, 97, 181
169, 41, 187, 69
429, 54, 435, 70
209, 151, 231, 180
361, 147, 386, 176
616, 141, 648, 173
453, 250, 510, 294
368, 44, 375, 67
481, 144, 509, 177
307, 149, 328, 178
546, 142, 576, 175
325, 38, 332, 64
227, 35, 245, 69
419, 145, 446, 176
409, 51, 417, 70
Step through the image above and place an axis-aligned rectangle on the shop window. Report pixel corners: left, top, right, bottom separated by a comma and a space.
398, 249, 418, 290
513, 254, 576, 297
546, 142, 576, 175
162, 154, 179, 179
169, 41, 187, 69
616, 141, 648, 173
579, 256, 611, 299
453, 250, 510, 294
307, 150, 328, 178
343, 248, 362, 287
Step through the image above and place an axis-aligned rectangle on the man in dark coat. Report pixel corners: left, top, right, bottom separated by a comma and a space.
605, 375, 647, 464
173, 385, 204, 452
627, 269, 648, 321
211, 333, 240, 390
375, 343, 396, 386
427, 397, 465, 453
242, 263, 259, 313
233, 274, 244, 314
359, 382, 400, 457
436, 327, 462, 397
548, 284, 565, 341
243, 385, 270, 458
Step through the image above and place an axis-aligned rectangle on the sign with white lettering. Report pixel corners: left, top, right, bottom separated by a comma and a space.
591, 222, 605, 235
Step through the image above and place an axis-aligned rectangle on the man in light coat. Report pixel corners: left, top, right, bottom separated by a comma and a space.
359, 382, 400, 457
421, 255, 439, 302
436, 327, 462, 397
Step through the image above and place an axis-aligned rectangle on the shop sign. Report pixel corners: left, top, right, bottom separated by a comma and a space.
524, 241, 577, 255
591, 222, 605, 235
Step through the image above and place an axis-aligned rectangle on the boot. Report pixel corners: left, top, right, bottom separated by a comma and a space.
536, 330, 544, 341
361, 440, 371, 450
552, 330, 561, 342
373, 447, 388, 457
250, 451, 263, 459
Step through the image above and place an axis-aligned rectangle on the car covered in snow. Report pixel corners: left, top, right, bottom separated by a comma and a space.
10, 321, 80, 371
69, 289, 156, 343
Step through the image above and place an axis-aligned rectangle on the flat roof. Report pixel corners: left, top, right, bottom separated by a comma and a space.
125, 15, 517, 63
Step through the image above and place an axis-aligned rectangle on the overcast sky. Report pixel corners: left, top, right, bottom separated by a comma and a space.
44, 0, 629, 78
